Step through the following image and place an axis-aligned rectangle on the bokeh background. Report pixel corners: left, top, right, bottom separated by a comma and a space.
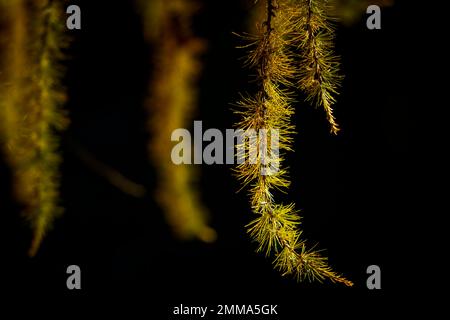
1, 0, 422, 313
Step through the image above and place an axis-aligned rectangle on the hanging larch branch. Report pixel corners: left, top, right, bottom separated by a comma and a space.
235, 0, 352, 286
139, 0, 216, 243
294, 0, 342, 134
0, 0, 69, 256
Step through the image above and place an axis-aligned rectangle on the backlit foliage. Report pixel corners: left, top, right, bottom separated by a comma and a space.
236, 0, 352, 285
0, 0, 68, 256
293, 0, 342, 134
140, 0, 216, 243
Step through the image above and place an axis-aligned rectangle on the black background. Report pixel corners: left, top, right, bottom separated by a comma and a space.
1, 0, 423, 314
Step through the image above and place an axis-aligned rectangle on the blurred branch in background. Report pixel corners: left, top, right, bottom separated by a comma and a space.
0, 0, 69, 256
138, 0, 216, 243
69, 139, 147, 198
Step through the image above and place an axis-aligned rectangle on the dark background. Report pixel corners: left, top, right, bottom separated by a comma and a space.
1, 0, 422, 314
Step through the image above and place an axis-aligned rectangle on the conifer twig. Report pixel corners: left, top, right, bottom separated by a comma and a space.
293, 0, 342, 134
236, 0, 352, 286
0, 0, 69, 256
139, 0, 216, 243
70, 141, 146, 198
